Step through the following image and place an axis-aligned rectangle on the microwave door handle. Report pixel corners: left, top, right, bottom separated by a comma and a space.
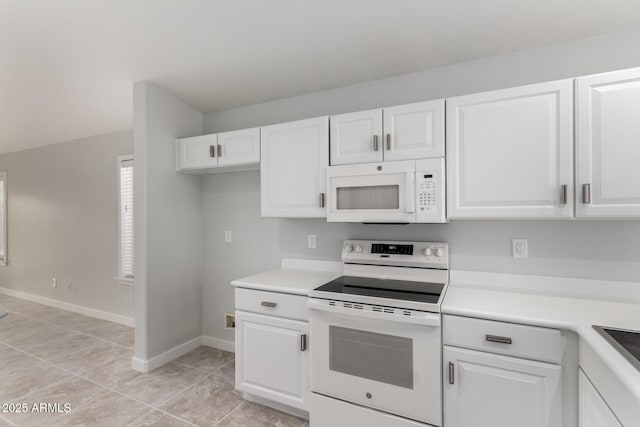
406, 172, 415, 213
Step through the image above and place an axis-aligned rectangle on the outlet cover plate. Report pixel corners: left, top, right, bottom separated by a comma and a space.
512, 239, 528, 258
307, 234, 317, 249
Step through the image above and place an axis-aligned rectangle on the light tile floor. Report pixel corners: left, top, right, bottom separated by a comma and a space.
0, 294, 308, 427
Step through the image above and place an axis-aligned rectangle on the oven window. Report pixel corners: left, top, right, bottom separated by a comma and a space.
336, 185, 400, 210
329, 326, 413, 389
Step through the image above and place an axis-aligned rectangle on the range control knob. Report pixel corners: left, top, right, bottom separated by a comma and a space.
355, 244, 364, 253
422, 247, 433, 256
435, 247, 445, 257
344, 244, 354, 253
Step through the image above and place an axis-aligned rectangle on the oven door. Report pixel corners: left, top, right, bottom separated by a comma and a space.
327, 160, 416, 223
308, 299, 442, 426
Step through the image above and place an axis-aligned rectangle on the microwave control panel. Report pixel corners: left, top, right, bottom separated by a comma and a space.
416, 158, 446, 223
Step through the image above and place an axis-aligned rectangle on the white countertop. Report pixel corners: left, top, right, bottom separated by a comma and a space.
231, 258, 342, 295
442, 270, 640, 423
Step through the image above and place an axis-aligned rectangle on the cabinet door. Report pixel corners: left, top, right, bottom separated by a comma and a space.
330, 109, 383, 165
576, 68, 640, 218
383, 100, 445, 161
447, 80, 574, 218
217, 127, 260, 167
261, 116, 329, 217
235, 311, 309, 411
175, 134, 218, 170
578, 370, 622, 427
444, 346, 563, 427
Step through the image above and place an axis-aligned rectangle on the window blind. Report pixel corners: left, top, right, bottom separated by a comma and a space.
119, 159, 134, 280
0, 174, 5, 262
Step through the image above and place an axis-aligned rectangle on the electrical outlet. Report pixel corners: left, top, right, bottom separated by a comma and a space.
52, 278, 57, 288
307, 234, 317, 249
224, 230, 232, 243
66, 281, 72, 291
512, 239, 528, 258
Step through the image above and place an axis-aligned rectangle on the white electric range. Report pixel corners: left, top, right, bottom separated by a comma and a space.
308, 240, 449, 427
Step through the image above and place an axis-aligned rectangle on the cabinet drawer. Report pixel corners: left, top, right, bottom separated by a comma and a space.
235, 288, 308, 321
443, 315, 564, 363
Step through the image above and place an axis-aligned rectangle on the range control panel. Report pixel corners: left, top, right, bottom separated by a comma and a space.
342, 240, 449, 269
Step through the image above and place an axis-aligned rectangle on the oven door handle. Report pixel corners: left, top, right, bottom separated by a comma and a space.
307, 299, 440, 327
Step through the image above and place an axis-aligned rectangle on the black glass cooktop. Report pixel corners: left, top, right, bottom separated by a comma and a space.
594, 326, 640, 371
314, 275, 444, 304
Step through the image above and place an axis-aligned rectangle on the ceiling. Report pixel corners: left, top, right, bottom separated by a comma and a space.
2, 0, 640, 154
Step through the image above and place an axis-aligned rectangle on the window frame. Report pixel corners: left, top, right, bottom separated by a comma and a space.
0, 172, 6, 266
117, 155, 134, 286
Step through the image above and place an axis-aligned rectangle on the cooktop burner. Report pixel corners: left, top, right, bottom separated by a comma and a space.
314, 275, 444, 304
594, 326, 640, 371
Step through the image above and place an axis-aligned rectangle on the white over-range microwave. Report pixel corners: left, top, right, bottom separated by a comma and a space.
326, 159, 446, 223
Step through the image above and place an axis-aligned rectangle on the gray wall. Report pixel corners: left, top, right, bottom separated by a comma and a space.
0, 130, 134, 318
201, 29, 640, 343
133, 82, 204, 361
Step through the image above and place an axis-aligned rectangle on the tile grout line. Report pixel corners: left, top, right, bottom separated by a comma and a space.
1, 303, 242, 427
0, 313, 133, 353
213, 400, 247, 427
0, 413, 17, 427
2, 340, 233, 427
0, 304, 133, 349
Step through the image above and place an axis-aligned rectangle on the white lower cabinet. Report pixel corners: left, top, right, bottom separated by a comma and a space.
235, 310, 309, 411
578, 370, 622, 427
444, 346, 563, 427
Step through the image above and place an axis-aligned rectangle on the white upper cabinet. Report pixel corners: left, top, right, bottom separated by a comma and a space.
576, 68, 640, 218
444, 346, 563, 427
217, 127, 260, 167
330, 102, 445, 165
383, 100, 445, 161
176, 129, 259, 173
261, 116, 329, 217
176, 134, 218, 171
447, 80, 574, 219
330, 109, 383, 165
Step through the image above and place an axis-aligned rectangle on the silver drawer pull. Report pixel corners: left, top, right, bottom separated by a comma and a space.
300, 334, 307, 352
373, 135, 379, 151
560, 184, 567, 205
486, 334, 512, 345
209, 145, 216, 158
261, 301, 277, 308
582, 183, 592, 204
448, 362, 455, 385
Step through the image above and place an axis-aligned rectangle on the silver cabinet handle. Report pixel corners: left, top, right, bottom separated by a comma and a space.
261, 301, 277, 308
582, 183, 591, 204
373, 135, 379, 151
448, 362, 455, 384
486, 334, 512, 345
560, 184, 568, 205
209, 145, 216, 158
300, 334, 307, 352
319, 192, 325, 208
217, 144, 222, 157
386, 133, 392, 151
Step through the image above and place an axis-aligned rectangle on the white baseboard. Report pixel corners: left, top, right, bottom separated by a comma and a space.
0, 286, 134, 327
202, 335, 235, 353
132, 335, 235, 373
131, 335, 202, 373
